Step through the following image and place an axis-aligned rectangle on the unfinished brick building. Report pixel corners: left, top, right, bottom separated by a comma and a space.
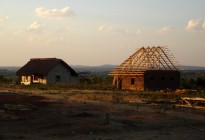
109, 46, 180, 91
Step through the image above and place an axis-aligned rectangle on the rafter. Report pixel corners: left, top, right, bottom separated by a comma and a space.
109, 46, 179, 75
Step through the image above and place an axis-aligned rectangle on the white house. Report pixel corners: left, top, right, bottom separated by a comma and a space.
16, 58, 79, 85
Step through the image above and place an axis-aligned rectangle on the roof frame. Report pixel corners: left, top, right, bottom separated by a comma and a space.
109, 46, 179, 75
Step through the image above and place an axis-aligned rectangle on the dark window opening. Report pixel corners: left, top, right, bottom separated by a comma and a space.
170, 77, 175, 80
150, 77, 155, 80
115, 79, 117, 85
56, 75, 61, 82
131, 78, 135, 85
33, 75, 38, 80
161, 77, 165, 80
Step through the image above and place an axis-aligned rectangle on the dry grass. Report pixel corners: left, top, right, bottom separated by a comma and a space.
1, 86, 205, 140
1, 83, 205, 105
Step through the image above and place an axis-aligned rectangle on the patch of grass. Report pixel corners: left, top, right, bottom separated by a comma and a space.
1, 82, 205, 105
112, 92, 124, 103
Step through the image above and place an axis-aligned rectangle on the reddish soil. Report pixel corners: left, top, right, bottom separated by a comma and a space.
0, 92, 205, 140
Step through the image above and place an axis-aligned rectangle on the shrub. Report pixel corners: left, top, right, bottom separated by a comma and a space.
112, 91, 124, 103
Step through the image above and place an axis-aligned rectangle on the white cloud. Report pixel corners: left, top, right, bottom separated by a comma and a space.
27, 21, 45, 33
14, 30, 23, 35
186, 19, 205, 31
98, 24, 141, 36
35, 6, 74, 19
98, 25, 127, 34
156, 26, 171, 34
98, 25, 113, 32
132, 30, 141, 36
0, 16, 8, 21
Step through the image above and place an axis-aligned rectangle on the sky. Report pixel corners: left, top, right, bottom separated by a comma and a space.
0, 0, 205, 66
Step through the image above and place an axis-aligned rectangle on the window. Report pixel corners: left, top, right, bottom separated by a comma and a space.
131, 78, 135, 85
33, 75, 38, 81
24, 76, 28, 82
150, 77, 155, 80
170, 77, 175, 80
55, 75, 61, 82
161, 77, 165, 80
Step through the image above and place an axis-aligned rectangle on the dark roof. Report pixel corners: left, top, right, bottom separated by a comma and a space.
16, 58, 78, 77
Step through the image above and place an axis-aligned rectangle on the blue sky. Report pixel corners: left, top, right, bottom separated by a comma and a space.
0, 0, 205, 66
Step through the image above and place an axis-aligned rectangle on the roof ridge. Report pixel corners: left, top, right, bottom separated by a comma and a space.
16, 58, 78, 77
30, 58, 58, 61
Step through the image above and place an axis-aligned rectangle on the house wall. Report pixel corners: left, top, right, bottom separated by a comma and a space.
116, 75, 144, 90
21, 75, 47, 85
144, 70, 180, 91
41, 76, 47, 84
21, 76, 31, 85
32, 75, 47, 84
46, 63, 79, 84
113, 70, 180, 91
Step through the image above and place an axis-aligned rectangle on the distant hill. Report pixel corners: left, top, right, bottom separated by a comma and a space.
179, 65, 205, 70
72, 65, 205, 76
0, 67, 20, 76
1, 65, 205, 76
71, 65, 116, 71
72, 64, 205, 72
0, 66, 20, 71
71, 64, 117, 75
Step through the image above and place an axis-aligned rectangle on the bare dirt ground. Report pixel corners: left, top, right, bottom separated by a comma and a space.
0, 91, 205, 140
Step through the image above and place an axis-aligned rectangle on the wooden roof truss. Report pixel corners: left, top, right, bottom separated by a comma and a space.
110, 46, 179, 75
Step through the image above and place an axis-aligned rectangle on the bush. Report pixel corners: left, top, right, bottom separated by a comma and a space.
112, 92, 124, 103
0, 75, 12, 84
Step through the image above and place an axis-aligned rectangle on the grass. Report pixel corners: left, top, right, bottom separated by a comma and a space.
1, 83, 205, 104
1, 84, 205, 140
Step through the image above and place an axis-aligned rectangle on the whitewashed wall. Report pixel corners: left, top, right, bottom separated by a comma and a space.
46, 63, 79, 84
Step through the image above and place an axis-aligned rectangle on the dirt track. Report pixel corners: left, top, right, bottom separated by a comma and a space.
0, 92, 205, 140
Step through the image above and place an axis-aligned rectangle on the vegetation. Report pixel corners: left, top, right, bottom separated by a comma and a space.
0, 75, 13, 84
0, 69, 205, 103
181, 70, 205, 89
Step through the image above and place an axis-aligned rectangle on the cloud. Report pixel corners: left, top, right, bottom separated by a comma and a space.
0, 16, 8, 21
98, 24, 141, 36
27, 21, 45, 33
27, 21, 46, 43
98, 25, 127, 34
156, 26, 171, 34
35, 6, 74, 19
132, 30, 141, 36
14, 30, 23, 35
186, 19, 205, 31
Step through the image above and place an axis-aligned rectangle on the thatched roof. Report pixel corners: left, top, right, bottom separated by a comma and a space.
16, 58, 78, 77
109, 46, 179, 75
